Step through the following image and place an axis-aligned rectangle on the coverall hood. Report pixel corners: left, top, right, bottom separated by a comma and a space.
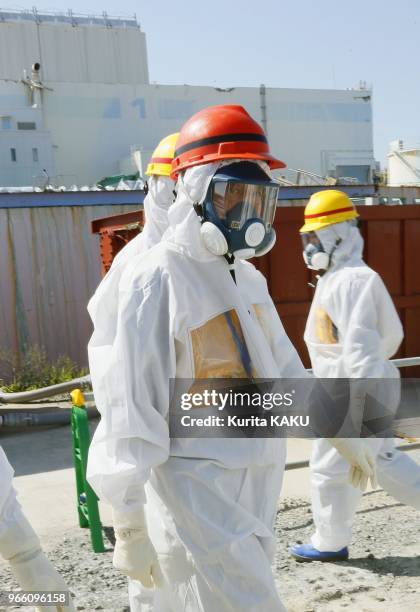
315, 222, 364, 271
140, 175, 175, 250
87, 175, 175, 344
165, 161, 220, 261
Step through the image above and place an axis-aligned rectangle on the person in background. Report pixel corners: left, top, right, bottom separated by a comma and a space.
87, 131, 179, 338
111, 132, 179, 268
0, 446, 75, 611
290, 189, 420, 562
87, 132, 178, 609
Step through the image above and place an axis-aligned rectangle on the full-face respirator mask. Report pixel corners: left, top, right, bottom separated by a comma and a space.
300, 221, 358, 272
195, 162, 279, 259
301, 232, 331, 271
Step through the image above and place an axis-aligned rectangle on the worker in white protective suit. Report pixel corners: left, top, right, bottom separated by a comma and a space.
87, 131, 178, 373
0, 446, 75, 611
290, 189, 420, 562
87, 106, 376, 610
110, 133, 179, 269
87, 132, 178, 609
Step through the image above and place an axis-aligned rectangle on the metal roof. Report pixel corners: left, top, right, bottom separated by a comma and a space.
0, 8, 139, 28
0, 185, 377, 209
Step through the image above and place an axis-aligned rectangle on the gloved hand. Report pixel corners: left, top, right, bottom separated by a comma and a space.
327, 438, 378, 492
0, 513, 75, 611
112, 507, 164, 589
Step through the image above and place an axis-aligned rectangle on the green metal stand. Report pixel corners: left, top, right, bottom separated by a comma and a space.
70, 390, 105, 552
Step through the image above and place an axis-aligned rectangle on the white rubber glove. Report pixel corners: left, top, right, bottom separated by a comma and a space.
112, 507, 164, 589
327, 438, 378, 492
0, 514, 75, 612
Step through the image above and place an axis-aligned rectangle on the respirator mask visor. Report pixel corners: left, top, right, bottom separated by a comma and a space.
199, 162, 279, 259
212, 179, 278, 231
301, 231, 330, 271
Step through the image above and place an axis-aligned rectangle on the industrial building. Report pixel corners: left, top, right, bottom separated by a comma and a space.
0, 8, 376, 187
388, 140, 420, 186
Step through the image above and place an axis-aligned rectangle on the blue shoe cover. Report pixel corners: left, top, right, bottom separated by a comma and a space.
290, 543, 349, 562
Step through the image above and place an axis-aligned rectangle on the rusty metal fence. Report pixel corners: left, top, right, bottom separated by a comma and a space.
0, 203, 140, 368
1, 196, 420, 372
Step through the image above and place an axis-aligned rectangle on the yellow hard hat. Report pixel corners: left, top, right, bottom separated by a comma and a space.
146, 132, 179, 177
300, 189, 359, 233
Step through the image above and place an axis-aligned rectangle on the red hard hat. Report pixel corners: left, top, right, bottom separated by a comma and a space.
171, 104, 286, 179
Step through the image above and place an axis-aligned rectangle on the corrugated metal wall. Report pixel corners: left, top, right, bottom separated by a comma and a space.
2, 204, 419, 375
0, 204, 139, 368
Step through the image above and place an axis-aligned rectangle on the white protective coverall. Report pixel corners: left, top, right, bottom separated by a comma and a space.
87, 174, 174, 608
88, 174, 175, 380
0, 445, 14, 527
305, 222, 420, 552
87, 161, 309, 611
110, 176, 175, 269
0, 446, 75, 611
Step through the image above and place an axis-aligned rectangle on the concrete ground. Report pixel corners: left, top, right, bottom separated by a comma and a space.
0, 423, 419, 611
0, 423, 315, 544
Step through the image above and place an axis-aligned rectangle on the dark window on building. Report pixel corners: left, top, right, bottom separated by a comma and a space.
10, 148, 17, 162
17, 122, 36, 130
32, 147, 39, 162
335, 165, 371, 184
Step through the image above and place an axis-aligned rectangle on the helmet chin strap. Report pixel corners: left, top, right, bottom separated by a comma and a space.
193, 202, 204, 219
225, 252, 237, 283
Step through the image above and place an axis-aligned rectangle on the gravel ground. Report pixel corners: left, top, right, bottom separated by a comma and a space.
0, 489, 419, 612
275, 490, 420, 611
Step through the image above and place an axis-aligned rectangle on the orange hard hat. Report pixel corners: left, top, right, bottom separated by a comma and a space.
171, 104, 286, 179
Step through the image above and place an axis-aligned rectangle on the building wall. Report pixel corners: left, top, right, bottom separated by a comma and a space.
265, 87, 374, 179
0, 80, 375, 186
0, 85, 54, 185
0, 15, 149, 85
37, 83, 374, 186
0, 129, 53, 186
